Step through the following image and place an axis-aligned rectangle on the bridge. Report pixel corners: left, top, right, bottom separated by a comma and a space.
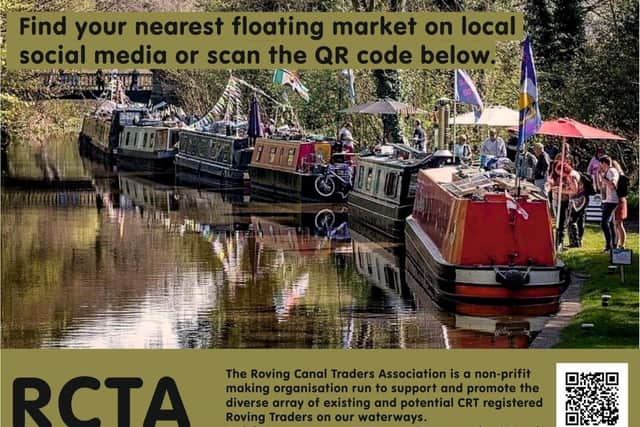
39, 70, 154, 103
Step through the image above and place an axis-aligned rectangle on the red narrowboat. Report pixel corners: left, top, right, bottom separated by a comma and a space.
249, 137, 352, 201
405, 167, 569, 306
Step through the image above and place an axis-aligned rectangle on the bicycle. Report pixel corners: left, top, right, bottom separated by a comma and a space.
314, 162, 353, 200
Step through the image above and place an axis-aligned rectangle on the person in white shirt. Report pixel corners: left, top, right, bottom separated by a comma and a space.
480, 128, 507, 158
598, 156, 619, 252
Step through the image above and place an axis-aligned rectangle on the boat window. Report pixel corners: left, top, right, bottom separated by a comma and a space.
269, 147, 277, 163
256, 145, 264, 161
218, 143, 231, 163
385, 173, 398, 196
287, 148, 295, 166
373, 169, 382, 194
149, 132, 155, 147
142, 133, 148, 148
133, 133, 138, 147
357, 166, 364, 188
365, 168, 373, 191
198, 137, 209, 157
124, 132, 130, 146
279, 147, 285, 164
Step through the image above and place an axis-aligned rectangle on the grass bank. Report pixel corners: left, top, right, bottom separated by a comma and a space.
555, 226, 639, 348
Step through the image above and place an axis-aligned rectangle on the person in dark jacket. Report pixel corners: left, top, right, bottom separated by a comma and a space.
533, 142, 550, 193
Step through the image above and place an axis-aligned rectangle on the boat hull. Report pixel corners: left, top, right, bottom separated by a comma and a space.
175, 153, 249, 183
79, 133, 115, 161
405, 216, 568, 306
116, 149, 176, 172
249, 165, 346, 202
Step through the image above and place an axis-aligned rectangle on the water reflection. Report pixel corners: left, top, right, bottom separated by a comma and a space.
2, 136, 553, 349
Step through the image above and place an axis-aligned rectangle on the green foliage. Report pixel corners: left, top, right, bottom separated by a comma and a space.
556, 227, 639, 348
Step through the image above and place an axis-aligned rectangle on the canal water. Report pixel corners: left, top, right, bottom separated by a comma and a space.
2, 135, 552, 349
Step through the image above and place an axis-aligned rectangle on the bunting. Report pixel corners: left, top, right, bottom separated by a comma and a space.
191, 76, 243, 130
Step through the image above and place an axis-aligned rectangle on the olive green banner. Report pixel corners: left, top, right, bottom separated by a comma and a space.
1, 349, 637, 426
6, 12, 523, 69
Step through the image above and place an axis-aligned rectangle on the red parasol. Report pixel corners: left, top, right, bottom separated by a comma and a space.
536, 118, 625, 140
534, 118, 625, 248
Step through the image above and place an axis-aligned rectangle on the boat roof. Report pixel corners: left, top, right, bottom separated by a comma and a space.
358, 144, 430, 169
421, 166, 546, 200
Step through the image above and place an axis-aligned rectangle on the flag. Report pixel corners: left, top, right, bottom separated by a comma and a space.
273, 69, 310, 102
505, 191, 529, 220
517, 36, 542, 149
339, 69, 356, 104
454, 69, 483, 120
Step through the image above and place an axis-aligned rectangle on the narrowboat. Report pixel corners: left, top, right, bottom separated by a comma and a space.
79, 107, 147, 159
348, 144, 452, 239
174, 127, 253, 184
249, 137, 352, 202
116, 120, 181, 171
405, 167, 569, 307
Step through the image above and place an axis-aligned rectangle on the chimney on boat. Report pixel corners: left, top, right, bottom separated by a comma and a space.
435, 97, 451, 151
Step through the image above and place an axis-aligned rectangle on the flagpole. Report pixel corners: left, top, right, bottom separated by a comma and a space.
453, 70, 457, 160
555, 137, 567, 249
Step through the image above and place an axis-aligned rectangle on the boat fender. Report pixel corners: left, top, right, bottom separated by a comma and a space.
494, 267, 531, 287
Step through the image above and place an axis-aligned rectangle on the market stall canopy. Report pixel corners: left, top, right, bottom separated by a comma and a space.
535, 118, 625, 140
453, 106, 518, 127
340, 99, 427, 115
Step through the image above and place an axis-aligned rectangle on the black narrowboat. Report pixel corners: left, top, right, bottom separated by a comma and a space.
79, 107, 147, 160
348, 144, 452, 239
174, 129, 253, 183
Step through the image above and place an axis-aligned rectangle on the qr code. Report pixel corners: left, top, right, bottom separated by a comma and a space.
556, 363, 628, 427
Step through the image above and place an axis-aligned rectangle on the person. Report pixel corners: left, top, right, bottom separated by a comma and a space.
338, 122, 354, 145
533, 142, 550, 193
480, 128, 506, 159
522, 150, 538, 180
95, 69, 105, 92
454, 134, 472, 164
506, 129, 519, 161
598, 156, 619, 252
129, 69, 139, 91
547, 159, 579, 250
412, 120, 426, 152
612, 160, 627, 249
567, 173, 589, 248
337, 122, 355, 164
587, 147, 605, 192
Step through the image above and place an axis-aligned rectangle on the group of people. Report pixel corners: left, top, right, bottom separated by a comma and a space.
94, 69, 140, 92
440, 127, 630, 253
536, 146, 628, 252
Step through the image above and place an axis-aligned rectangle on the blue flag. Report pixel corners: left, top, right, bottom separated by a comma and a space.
454, 69, 483, 119
517, 36, 542, 148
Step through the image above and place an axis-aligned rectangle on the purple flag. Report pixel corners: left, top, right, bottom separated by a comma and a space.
518, 36, 542, 149
455, 69, 483, 119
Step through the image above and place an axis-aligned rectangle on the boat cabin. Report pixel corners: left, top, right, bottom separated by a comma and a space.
175, 129, 253, 182
348, 144, 451, 238
120, 123, 180, 153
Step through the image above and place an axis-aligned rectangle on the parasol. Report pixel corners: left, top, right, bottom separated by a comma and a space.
340, 99, 427, 115
247, 95, 263, 145
453, 106, 519, 127
535, 117, 625, 243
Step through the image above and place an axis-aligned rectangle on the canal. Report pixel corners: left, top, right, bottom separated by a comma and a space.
1, 135, 551, 349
